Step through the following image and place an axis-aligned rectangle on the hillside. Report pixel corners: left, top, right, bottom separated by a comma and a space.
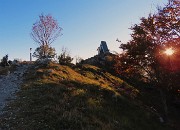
82, 53, 117, 74
0, 61, 172, 130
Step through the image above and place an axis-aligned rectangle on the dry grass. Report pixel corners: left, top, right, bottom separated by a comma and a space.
0, 65, 17, 76
0, 67, 10, 76
0, 62, 171, 130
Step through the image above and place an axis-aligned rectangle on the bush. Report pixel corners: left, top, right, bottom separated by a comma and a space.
0, 54, 9, 67
33, 45, 56, 60
58, 47, 73, 66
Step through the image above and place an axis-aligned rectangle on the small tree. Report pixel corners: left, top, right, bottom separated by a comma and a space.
58, 47, 73, 65
31, 14, 62, 59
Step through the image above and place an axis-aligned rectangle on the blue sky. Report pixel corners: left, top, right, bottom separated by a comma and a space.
0, 0, 167, 61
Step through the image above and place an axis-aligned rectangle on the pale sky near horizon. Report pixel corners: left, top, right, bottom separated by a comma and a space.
0, 0, 167, 61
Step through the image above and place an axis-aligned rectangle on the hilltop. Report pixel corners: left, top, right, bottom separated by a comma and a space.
0, 60, 173, 130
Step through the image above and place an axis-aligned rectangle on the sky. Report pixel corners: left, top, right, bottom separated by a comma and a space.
0, 0, 168, 61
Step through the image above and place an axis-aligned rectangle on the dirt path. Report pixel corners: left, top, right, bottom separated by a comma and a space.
0, 65, 29, 115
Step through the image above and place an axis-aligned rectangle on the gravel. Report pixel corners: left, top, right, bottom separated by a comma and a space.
0, 65, 29, 115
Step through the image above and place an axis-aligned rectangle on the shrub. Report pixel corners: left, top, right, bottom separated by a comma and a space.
58, 47, 73, 66
0, 54, 9, 67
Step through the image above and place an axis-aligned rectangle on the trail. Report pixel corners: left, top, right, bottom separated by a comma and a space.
0, 65, 28, 115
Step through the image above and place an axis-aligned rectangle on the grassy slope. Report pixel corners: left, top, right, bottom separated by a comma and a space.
0, 62, 171, 130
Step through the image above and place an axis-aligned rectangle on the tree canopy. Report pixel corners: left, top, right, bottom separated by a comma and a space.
115, 0, 180, 84
31, 14, 62, 46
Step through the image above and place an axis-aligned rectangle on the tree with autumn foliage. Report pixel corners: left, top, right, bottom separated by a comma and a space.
31, 14, 62, 59
115, 0, 180, 122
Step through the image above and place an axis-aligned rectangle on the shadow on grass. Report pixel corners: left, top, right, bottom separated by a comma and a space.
0, 79, 171, 130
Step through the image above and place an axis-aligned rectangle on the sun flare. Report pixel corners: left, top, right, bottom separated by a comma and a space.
164, 48, 174, 56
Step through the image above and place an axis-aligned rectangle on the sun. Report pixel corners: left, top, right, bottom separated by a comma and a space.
164, 48, 174, 56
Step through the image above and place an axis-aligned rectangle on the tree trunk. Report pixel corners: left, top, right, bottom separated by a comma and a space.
159, 88, 168, 123
42, 44, 46, 59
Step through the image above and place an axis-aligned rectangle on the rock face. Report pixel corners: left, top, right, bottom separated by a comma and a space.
0, 65, 29, 115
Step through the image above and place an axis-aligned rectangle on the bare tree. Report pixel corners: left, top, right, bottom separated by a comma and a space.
31, 14, 62, 59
